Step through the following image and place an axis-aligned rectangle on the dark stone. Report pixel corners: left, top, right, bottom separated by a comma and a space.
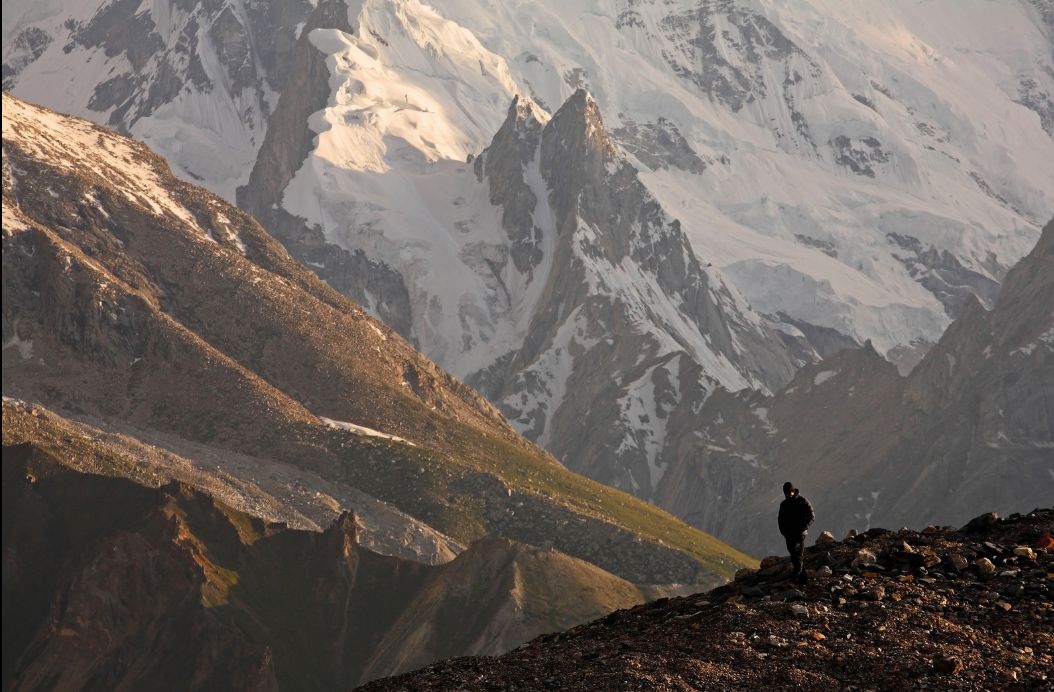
962, 513, 999, 532
934, 656, 964, 675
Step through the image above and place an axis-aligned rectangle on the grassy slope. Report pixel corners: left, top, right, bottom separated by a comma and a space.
3, 400, 756, 580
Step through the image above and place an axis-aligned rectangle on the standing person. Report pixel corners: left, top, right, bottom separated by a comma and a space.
778, 481, 815, 584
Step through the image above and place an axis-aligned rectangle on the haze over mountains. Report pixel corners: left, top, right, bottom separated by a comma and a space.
2, 2, 1053, 686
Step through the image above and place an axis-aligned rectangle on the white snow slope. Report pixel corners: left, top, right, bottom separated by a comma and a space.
434, 0, 1054, 357
5, 0, 1053, 406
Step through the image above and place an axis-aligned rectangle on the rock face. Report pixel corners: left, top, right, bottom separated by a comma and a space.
2, 93, 755, 588
656, 219, 1054, 556
1, 443, 654, 689
236, 0, 417, 340
466, 90, 800, 498
362, 509, 1054, 691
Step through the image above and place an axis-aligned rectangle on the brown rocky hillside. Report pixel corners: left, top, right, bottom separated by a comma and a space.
2, 442, 659, 690
363, 508, 1054, 691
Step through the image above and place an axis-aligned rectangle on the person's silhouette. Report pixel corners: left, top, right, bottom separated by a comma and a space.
778, 481, 815, 584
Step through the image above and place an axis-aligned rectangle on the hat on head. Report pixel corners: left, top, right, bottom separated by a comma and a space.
783, 481, 796, 495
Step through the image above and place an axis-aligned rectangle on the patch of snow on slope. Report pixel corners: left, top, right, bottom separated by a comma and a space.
813, 370, 837, 386
501, 304, 593, 446
752, 406, 777, 436
1012, 321, 1054, 357
319, 416, 415, 446
616, 356, 683, 492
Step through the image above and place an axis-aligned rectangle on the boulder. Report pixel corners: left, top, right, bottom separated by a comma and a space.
934, 655, 964, 675
863, 585, 886, 601
973, 557, 996, 577
1013, 546, 1036, 560
962, 512, 999, 532
851, 549, 877, 568
815, 531, 835, 545
760, 556, 783, 569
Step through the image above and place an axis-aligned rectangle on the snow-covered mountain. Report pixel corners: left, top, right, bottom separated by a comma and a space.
9, 0, 1050, 357
233, 0, 809, 497
435, 0, 1054, 364
5, 0, 1052, 502
462, 90, 801, 494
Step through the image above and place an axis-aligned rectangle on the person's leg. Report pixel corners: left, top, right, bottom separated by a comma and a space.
793, 533, 807, 583
785, 535, 801, 579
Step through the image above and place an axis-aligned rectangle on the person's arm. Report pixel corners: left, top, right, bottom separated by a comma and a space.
778, 502, 788, 536
803, 497, 815, 530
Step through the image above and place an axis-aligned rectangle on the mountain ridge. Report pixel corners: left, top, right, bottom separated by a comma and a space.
2, 91, 753, 585
1, 442, 661, 689
6, 0, 1051, 521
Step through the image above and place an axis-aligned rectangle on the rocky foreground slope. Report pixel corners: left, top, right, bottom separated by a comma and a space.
364, 509, 1054, 691
1, 443, 657, 689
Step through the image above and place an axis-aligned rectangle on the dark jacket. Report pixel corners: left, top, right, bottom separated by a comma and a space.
778, 494, 815, 537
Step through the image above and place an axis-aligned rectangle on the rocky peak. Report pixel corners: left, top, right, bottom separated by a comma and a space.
323, 509, 361, 558
474, 94, 548, 273
543, 89, 616, 158
903, 295, 991, 409
540, 89, 621, 222
468, 89, 802, 501
906, 218, 1053, 409
483, 94, 548, 164
990, 218, 1054, 349
784, 339, 897, 392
